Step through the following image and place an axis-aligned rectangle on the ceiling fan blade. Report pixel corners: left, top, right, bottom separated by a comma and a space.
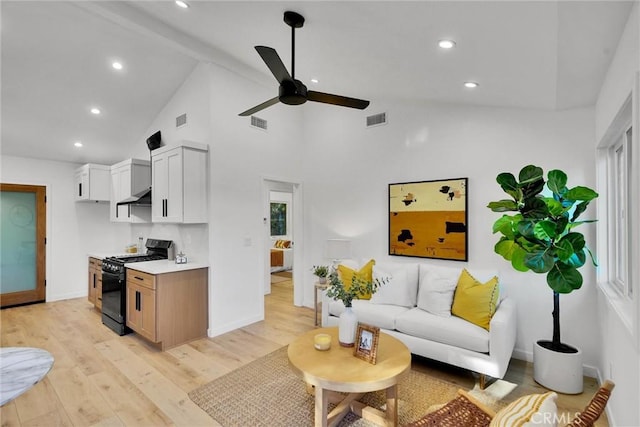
307, 91, 370, 110
255, 46, 292, 84
238, 96, 280, 116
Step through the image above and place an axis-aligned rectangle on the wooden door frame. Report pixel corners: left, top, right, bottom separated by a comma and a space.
1, 183, 46, 308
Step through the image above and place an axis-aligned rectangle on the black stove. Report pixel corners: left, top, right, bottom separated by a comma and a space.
102, 254, 166, 274
101, 238, 173, 335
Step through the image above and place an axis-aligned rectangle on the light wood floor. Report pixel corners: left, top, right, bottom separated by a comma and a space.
0, 277, 607, 426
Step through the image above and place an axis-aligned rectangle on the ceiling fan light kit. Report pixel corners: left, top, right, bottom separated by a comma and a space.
239, 11, 370, 116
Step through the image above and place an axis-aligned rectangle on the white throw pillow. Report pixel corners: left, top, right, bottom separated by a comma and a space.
370, 264, 418, 308
417, 264, 462, 317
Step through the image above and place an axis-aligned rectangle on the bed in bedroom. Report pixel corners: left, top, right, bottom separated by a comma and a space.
270, 239, 293, 272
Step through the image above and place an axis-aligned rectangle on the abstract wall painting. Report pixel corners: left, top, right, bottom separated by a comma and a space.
389, 178, 468, 261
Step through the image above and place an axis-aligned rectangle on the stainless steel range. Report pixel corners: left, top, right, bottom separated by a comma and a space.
101, 238, 173, 335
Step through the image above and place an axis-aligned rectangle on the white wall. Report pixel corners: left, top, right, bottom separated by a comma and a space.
134, 62, 305, 337
300, 100, 601, 372
594, 4, 640, 426
0, 156, 128, 301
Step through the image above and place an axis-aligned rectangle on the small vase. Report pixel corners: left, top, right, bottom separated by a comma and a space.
318, 277, 327, 284
338, 306, 358, 347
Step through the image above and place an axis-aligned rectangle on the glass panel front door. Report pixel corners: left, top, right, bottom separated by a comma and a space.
0, 184, 46, 307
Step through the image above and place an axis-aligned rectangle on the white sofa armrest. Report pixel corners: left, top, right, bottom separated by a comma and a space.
488, 296, 517, 378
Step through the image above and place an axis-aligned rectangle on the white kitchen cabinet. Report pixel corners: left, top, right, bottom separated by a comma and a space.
110, 158, 151, 223
74, 164, 110, 202
151, 141, 208, 223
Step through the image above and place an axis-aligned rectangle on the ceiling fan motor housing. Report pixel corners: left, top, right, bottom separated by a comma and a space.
279, 79, 307, 105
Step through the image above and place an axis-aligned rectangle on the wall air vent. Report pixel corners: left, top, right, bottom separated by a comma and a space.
176, 113, 187, 128
251, 116, 268, 131
366, 112, 387, 128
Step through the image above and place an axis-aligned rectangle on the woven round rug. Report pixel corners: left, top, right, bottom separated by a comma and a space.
188, 346, 485, 426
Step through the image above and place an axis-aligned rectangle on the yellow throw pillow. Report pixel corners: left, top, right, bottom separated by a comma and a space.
451, 269, 499, 330
337, 259, 375, 300
490, 392, 558, 427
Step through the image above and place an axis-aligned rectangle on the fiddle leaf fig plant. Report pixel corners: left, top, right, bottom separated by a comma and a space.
487, 165, 598, 351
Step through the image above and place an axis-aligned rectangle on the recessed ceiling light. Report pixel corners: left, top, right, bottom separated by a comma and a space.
310, 78, 319, 84
74, 141, 83, 148
175, 1, 189, 8
112, 61, 123, 70
438, 40, 456, 49
90, 107, 101, 115
464, 81, 479, 89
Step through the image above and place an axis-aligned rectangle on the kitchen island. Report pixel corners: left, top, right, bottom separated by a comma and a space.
125, 260, 208, 350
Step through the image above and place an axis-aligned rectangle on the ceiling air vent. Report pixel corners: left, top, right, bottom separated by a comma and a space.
251, 116, 268, 131
176, 113, 187, 128
366, 112, 387, 128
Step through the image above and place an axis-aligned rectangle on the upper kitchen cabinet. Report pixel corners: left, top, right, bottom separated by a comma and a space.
74, 164, 110, 202
152, 141, 208, 224
110, 159, 151, 223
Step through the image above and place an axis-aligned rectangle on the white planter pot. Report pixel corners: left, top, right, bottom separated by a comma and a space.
338, 307, 358, 347
533, 340, 583, 394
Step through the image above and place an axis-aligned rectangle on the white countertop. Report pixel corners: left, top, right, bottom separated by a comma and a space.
124, 259, 208, 275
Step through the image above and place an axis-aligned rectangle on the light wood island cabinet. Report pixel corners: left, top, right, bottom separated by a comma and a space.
126, 267, 208, 350
88, 257, 102, 310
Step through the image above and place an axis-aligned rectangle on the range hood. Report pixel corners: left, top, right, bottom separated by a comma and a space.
116, 131, 160, 209
116, 187, 151, 207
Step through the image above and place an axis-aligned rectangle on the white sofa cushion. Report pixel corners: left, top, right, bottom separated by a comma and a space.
395, 307, 489, 353
328, 299, 411, 331
370, 262, 419, 307
416, 264, 462, 317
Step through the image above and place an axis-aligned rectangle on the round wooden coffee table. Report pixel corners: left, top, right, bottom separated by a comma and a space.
288, 327, 411, 427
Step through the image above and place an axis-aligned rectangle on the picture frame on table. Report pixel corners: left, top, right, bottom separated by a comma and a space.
354, 323, 380, 364
388, 177, 468, 261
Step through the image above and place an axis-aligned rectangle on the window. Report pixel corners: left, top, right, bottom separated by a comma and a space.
609, 125, 632, 296
596, 86, 637, 338
270, 202, 287, 236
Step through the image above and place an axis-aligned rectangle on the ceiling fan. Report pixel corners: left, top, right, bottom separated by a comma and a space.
239, 11, 370, 117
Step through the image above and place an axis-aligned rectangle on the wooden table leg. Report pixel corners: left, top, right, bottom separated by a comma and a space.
315, 386, 329, 427
386, 384, 398, 426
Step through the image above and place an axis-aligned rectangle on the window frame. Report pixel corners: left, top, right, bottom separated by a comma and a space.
270, 201, 288, 237
609, 127, 631, 295
596, 75, 639, 346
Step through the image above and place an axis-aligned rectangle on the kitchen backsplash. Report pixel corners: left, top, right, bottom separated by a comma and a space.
130, 223, 208, 260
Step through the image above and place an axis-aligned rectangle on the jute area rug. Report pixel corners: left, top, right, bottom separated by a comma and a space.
188, 347, 512, 427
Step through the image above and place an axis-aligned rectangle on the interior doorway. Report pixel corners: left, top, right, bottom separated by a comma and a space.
263, 178, 303, 308
0, 183, 46, 308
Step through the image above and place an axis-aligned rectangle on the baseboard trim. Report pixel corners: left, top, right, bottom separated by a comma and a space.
512, 347, 600, 380
208, 314, 263, 338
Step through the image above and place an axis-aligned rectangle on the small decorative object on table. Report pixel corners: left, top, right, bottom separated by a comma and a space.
354, 323, 380, 364
325, 269, 384, 347
311, 265, 329, 284
175, 252, 187, 264
314, 333, 332, 351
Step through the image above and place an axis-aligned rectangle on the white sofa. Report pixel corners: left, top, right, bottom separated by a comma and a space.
321, 260, 517, 381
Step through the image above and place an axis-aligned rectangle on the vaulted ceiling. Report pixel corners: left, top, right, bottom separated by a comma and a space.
1, 1, 634, 165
